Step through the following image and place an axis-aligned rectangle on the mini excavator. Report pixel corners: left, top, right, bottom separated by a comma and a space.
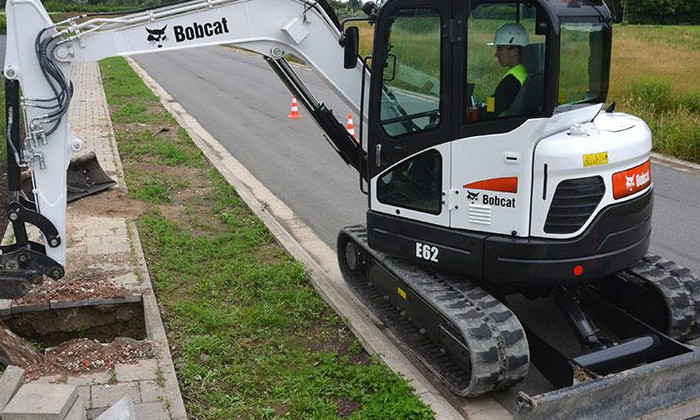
4, 0, 700, 417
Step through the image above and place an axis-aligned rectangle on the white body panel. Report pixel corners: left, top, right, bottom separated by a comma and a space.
530, 111, 653, 238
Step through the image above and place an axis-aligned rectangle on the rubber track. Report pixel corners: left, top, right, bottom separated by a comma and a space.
622, 255, 700, 341
340, 226, 529, 396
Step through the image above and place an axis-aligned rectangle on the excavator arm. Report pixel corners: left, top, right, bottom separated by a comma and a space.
3, 0, 369, 297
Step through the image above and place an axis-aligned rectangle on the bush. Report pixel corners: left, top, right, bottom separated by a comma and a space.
628, 78, 673, 111
682, 91, 700, 114
626, 0, 700, 25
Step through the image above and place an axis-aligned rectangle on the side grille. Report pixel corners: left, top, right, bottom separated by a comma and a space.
545, 176, 605, 234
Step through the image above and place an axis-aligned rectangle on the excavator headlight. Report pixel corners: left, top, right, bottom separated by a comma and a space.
611, 159, 652, 200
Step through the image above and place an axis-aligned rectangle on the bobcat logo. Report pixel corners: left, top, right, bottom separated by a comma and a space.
146, 26, 168, 48
625, 175, 635, 191
467, 191, 480, 202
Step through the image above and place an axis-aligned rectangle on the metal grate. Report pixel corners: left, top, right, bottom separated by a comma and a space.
545, 176, 605, 234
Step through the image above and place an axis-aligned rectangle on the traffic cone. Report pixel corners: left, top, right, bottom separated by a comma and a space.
287, 96, 301, 119
347, 113, 357, 141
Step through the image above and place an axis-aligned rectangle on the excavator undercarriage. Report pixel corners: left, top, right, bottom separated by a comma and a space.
339, 227, 700, 417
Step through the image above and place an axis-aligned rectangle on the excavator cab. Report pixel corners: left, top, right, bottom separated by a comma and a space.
364, 0, 626, 288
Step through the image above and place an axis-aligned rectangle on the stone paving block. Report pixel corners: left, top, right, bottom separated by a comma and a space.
51, 298, 90, 309
87, 243, 130, 256
88, 298, 129, 307
0, 300, 12, 317
65, 395, 87, 420
111, 273, 140, 288
95, 396, 135, 420
137, 380, 164, 404
67, 371, 113, 387
81, 236, 103, 246
76, 387, 90, 408
31, 375, 68, 385
87, 407, 107, 419
91, 382, 139, 409
0, 366, 24, 411
133, 402, 169, 420
123, 294, 142, 303
115, 360, 158, 383
103, 236, 129, 246
2, 383, 78, 420
10, 301, 50, 314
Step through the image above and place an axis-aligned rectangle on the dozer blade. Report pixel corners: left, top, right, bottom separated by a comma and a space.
516, 286, 700, 419
516, 349, 700, 419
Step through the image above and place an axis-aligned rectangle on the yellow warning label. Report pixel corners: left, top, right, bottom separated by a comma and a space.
486, 97, 495, 113
397, 287, 407, 300
583, 151, 609, 167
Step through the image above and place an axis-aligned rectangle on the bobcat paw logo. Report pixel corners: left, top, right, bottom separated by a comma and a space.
625, 175, 635, 192
146, 26, 168, 48
467, 191, 480, 202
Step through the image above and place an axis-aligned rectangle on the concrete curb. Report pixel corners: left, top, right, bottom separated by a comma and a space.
651, 152, 700, 174
128, 221, 188, 420
126, 56, 492, 420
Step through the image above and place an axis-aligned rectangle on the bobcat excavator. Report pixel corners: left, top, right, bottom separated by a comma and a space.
4, 0, 700, 417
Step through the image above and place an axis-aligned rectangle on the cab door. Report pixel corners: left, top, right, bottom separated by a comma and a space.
367, 0, 456, 227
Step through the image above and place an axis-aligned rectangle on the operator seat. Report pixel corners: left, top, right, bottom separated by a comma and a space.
507, 43, 545, 116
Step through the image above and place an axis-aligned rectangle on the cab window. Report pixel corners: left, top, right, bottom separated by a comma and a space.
376, 150, 442, 214
465, 3, 546, 122
379, 9, 442, 138
558, 22, 608, 108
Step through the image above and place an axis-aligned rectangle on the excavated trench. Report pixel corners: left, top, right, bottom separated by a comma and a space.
2, 299, 146, 348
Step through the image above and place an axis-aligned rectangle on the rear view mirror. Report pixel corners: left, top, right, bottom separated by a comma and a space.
344, 26, 359, 69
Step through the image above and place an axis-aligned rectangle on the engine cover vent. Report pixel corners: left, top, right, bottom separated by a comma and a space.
545, 176, 605, 234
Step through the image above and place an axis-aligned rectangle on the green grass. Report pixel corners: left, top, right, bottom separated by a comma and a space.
99, 56, 434, 420
612, 25, 700, 163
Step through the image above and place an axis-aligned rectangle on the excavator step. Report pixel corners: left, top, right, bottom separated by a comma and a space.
338, 226, 529, 397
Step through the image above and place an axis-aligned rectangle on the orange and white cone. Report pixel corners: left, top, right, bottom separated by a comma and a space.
347, 113, 357, 141
287, 96, 302, 119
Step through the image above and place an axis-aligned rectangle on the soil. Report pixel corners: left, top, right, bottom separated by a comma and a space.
24, 337, 155, 380
15, 278, 133, 305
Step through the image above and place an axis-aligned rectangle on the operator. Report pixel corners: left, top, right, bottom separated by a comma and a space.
484, 22, 529, 117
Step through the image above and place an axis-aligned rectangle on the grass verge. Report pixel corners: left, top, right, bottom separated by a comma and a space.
98, 56, 434, 420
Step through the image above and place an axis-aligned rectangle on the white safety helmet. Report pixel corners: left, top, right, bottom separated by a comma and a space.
488, 23, 529, 47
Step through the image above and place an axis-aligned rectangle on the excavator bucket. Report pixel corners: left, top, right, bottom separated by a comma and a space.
66, 152, 117, 202
21, 152, 116, 203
